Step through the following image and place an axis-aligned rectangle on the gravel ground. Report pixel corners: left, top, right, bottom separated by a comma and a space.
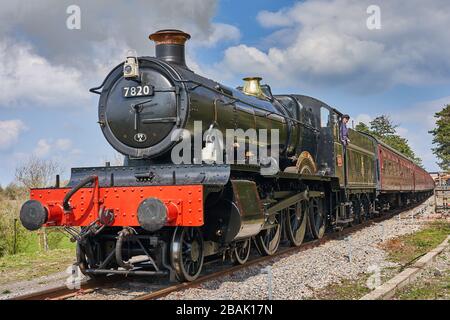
0, 271, 74, 300
162, 198, 436, 300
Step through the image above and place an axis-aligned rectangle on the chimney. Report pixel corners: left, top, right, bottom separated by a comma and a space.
149, 29, 191, 67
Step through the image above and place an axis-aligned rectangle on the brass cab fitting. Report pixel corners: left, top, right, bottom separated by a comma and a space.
242, 77, 265, 98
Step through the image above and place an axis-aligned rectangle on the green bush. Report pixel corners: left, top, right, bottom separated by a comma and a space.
3, 184, 27, 200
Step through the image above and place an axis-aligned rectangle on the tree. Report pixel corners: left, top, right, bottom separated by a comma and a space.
429, 105, 450, 171
14, 157, 62, 252
355, 114, 422, 167
369, 115, 398, 137
355, 122, 371, 134
3, 183, 26, 200
15, 156, 62, 189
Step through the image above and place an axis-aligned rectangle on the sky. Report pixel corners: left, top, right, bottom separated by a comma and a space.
1, 0, 449, 186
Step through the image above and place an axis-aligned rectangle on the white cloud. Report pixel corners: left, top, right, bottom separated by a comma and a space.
0, 120, 27, 150
194, 23, 241, 47
0, 0, 241, 108
0, 39, 88, 107
33, 138, 75, 157
0, 1, 239, 69
55, 138, 72, 151
354, 114, 372, 126
218, 0, 450, 92
34, 139, 52, 157
395, 126, 409, 137
70, 149, 83, 156
353, 96, 449, 171
346, 95, 449, 171
391, 96, 449, 170
221, 44, 282, 80
257, 9, 294, 28
391, 96, 450, 131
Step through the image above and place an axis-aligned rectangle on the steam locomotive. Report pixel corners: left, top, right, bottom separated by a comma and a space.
20, 30, 434, 282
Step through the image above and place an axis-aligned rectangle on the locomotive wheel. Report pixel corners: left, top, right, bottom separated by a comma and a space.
284, 151, 317, 175
358, 199, 366, 223
308, 197, 326, 239
298, 160, 315, 174
284, 160, 316, 175
255, 217, 282, 256
76, 243, 89, 276
350, 197, 362, 225
359, 199, 368, 223
232, 238, 251, 265
170, 227, 204, 282
76, 242, 105, 279
285, 200, 308, 246
361, 195, 370, 221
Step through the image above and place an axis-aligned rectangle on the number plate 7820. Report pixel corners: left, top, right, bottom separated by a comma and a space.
123, 85, 154, 98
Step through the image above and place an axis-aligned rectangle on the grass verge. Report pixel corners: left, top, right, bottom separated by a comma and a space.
313, 221, 450, 300
380, 221, 450, 267
395, 269, 450, 300
311, 275, 372, 300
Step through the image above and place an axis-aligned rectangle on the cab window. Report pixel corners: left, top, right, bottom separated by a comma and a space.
320, 107, 330, 127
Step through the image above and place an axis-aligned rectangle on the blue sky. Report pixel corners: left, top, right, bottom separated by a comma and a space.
1, 0, 449, 186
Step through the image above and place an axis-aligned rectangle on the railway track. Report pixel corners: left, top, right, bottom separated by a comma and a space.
135, 199, 433, 300
10, 199, 431, 301
133, 211, 396, 300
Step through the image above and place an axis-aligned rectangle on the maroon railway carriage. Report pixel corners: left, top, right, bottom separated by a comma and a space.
377, 142, 434, 209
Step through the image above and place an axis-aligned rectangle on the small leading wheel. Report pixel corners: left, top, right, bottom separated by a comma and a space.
76, 242, 89, 276
308, 197, 326, 239
359, 199, 367, 223
285, 200, 308, 246
76, 242, 105, 279
255, 216, 282, 256
232, 238, 251, 265
350, 197, 361, 225
170, 227, 204, 282
361, 195, 370, 221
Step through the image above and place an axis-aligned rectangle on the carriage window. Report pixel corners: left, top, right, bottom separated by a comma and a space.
320, 107, 330, 127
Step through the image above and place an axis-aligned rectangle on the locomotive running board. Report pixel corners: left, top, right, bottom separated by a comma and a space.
66, 164, 231, 188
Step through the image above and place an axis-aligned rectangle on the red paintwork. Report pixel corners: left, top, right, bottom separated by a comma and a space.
30, 184, 204, 227
378, 144, 434, 192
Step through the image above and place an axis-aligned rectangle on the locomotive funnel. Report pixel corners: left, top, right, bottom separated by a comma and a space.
149, 29, 191, 67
